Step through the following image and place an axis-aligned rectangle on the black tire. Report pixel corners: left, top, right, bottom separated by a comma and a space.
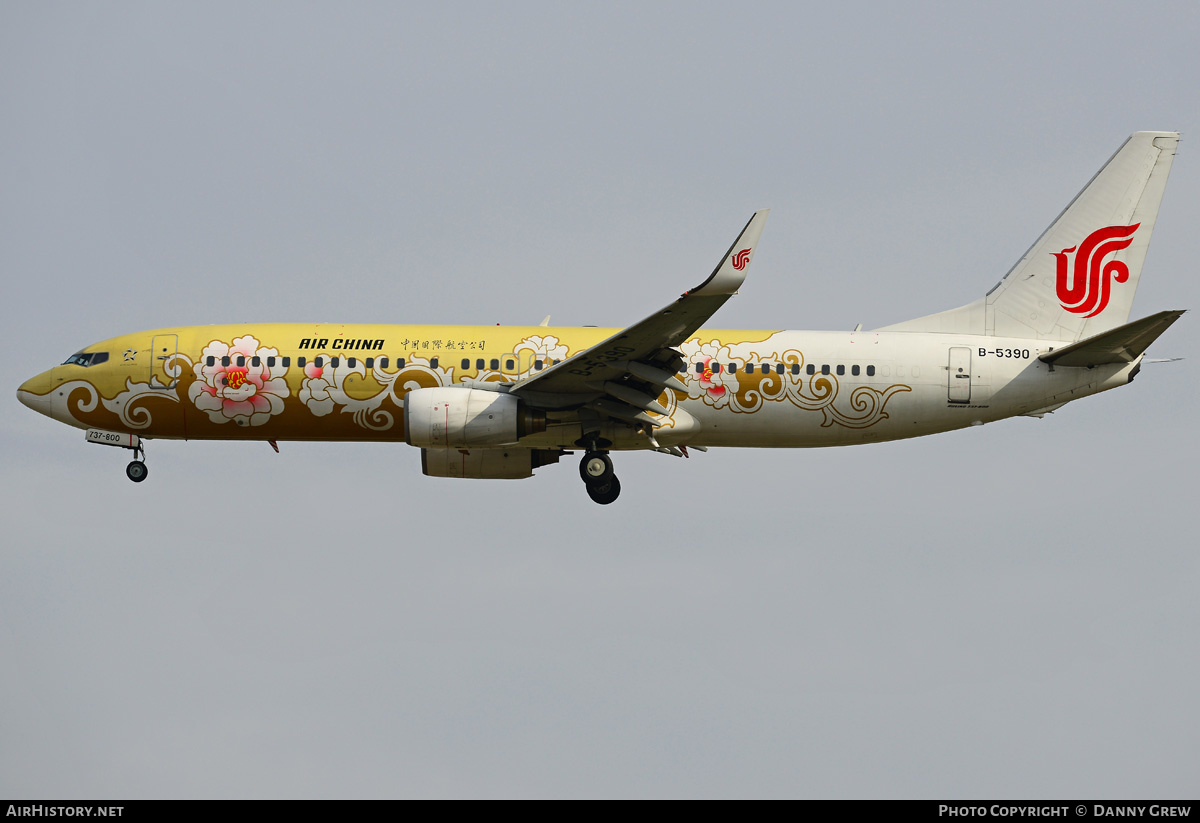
579, 451, 614, 485
126, 460, 148, 483
585, 475, 621, 504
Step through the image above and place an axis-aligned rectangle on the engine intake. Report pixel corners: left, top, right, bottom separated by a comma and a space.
403, 387, 546, 448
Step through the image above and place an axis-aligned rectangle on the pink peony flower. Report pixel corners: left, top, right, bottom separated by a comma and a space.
188, 335, 289, 426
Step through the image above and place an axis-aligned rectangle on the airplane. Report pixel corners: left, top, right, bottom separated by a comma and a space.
17, 131, 1184, 504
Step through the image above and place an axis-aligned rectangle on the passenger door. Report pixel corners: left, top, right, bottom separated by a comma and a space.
150, 334, 179, 389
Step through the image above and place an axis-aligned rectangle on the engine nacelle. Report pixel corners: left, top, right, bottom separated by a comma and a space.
421, 447, 561, 479
403, 387, 546, 448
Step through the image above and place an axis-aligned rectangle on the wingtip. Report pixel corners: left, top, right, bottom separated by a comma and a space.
689, 210, 771, 297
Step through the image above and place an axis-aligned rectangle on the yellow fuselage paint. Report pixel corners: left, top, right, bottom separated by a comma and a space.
19, 322, 930, 449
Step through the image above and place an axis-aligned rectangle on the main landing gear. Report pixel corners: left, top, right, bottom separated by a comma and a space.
579, 450, 620, 504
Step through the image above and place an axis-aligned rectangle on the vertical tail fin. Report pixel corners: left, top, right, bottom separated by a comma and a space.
879, 132, 1179, 341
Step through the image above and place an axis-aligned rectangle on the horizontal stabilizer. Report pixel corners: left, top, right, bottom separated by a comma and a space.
1038, 310, 1184, 367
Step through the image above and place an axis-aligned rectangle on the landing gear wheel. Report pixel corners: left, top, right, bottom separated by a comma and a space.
126, 460, 148, 483
585, 475, 621, 505
579, 451, 614, 484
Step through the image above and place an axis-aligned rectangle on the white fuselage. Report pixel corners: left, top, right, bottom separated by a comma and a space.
519, 329, 1137, 451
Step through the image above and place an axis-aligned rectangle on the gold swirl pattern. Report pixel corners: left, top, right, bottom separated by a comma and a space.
295, 335, 571, 431
108, 376, 186, 429
299, 356, 447, 432
57, 375, 184, 431
679, 338, 910, 429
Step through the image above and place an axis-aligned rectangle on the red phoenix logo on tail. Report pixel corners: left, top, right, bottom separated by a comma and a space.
731, 248, 752, 270
1053, 224, 1140, 317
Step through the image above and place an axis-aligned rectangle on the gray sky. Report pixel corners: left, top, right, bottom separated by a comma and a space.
2, 0, 1198, 798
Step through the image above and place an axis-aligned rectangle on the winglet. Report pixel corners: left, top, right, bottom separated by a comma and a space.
686, 209, 770, 297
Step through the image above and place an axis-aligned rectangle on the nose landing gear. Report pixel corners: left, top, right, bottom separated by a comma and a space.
124, 439, 149, 483
85, 429, 150, 484
126, 456, 148, 483
580, 451, 620, 504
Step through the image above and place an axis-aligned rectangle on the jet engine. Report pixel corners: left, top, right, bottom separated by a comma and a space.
403, 387, 546, 449
421, 447, 561, 479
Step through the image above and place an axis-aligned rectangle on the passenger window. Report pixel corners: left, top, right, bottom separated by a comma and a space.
461, 358, 470, 370
236, 356, 245, 367
867, 365, 876, 377
331, 357, 340, 368
836, 365, 845, 376
696, 362, 704, 373
221, 356, 231, 367
535, 359, 543, 370
505, 358, 514, 370
266, 356, 275, 368
806, 364, 815, 375
778, 364, 786, 375
297, 357, 306, 367
282, 357, 290, 368
206, 356, 215, 367
347, 357, 356, 368
711, 363, 722, 374
252, 356, 261, 367
396, 358, 405, 369
377, 357, 387, 368
745, 363, 755, 374
728, 363, 737, 373
430, 357, 439, 369
490, 359, 500, 370
315, 357, 324, 368
851, 365, 860, 376
365, 358, 374, 368
476, 359, 485, 370
821, 365, 830, 375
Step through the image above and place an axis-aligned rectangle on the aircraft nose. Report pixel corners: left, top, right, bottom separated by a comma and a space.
17, 370, 52, 413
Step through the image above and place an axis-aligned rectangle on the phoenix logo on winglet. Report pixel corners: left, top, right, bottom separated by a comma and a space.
731, 248, 752, 270
1053, 224, 1140, 317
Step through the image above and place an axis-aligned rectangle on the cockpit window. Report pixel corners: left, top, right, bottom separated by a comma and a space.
62, 352, 109, 367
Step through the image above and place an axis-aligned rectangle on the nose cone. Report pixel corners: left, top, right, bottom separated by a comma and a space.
17, 370, 53, 414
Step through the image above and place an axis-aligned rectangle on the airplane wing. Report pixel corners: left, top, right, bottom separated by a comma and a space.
511, 210, 769, 426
